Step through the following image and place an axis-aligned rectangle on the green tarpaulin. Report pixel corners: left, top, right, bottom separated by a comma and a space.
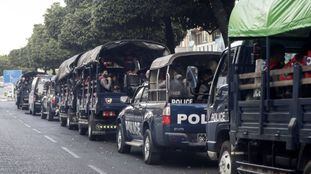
229, 0, 311, 38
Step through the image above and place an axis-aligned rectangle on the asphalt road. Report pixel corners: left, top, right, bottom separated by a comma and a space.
0, 101, 218, 174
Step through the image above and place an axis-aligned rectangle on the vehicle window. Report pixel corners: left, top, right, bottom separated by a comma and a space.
158, 68, 167, 101
210, 51, 229, 104
134, 87, 144, 103
149, 70, 158, 101
148, 67, 167, 102
141, 87, 148, 102
37, 78, 50, 95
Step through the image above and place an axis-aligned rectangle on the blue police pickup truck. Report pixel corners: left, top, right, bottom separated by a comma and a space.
117, 52, 221, 164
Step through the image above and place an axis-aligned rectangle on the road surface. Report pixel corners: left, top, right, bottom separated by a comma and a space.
0, 101, 217, 174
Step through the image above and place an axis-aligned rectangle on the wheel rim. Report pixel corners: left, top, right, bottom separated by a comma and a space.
117, 128, 122, 150
144, 136, 150, 161
219, 151, 231, 174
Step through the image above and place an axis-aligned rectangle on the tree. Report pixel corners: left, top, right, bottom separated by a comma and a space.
58, 2, 98, 53
91, 0, 187, 53
44, 2, 67, 40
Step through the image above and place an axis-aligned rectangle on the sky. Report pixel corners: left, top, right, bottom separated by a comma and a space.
0, 0, 65, 55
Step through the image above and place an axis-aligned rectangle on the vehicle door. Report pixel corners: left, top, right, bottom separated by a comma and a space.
207, 50, 232, 125
133, 86, 148, 139
125, 86, 144, 138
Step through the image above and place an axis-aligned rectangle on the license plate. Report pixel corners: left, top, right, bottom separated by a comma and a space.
197, 133, 207, 143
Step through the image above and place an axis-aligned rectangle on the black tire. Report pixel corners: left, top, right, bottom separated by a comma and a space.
60, 117, 66, 127
40, 111, 47, 119
304, 161, 311, 174
67, 115, 75, 130
67, 109, 75, 130
143, 129, 160, 165
78, 125, 87, 135
219, 141, 236, 174
47, 108, 54, 121
88, 115, 97, 141
117, 123, 131, 153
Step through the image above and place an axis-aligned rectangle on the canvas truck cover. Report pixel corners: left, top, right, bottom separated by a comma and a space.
150, 52, 221, 70
75, 40, 170, 69
56, 54, 82, 81
229, 0, 311, 38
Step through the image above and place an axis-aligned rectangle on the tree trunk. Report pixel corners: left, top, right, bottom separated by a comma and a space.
164, 17, 175, 53
210, 0, 230, 46
52, 69, 56, 75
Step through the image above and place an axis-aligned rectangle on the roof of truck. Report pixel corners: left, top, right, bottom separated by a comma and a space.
150, 51, 221, 70
56, 54, 82, 81
75, 39, 170, 69
229, 0, 311, 38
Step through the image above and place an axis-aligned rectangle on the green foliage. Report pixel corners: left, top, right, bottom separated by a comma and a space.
44, 2, 67, 39
6, 0, 234, 72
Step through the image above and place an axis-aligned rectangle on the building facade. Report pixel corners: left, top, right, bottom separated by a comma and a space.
175, 28, 225, 53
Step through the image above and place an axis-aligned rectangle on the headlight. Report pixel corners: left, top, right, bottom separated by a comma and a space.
120, 96, 128, 103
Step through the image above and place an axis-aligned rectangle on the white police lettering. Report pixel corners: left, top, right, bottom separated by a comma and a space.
210, 112, 227, 122
177, 114, 207, 124
171, 99, 193, 104
306, 57, 311, 66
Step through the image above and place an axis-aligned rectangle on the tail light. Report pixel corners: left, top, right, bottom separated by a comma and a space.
162, 105, 171, 126
103, 111, 116, 118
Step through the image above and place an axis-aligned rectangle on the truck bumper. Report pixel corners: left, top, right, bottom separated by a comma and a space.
163, 132, 207, 151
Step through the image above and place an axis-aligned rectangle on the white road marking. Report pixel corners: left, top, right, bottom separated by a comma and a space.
61, 147, 80, 159
88, 165, 107, 174
18, 119, 24, 123
32, 129, 41, 134
44, 135, 57, 143
24, 123, 31, 128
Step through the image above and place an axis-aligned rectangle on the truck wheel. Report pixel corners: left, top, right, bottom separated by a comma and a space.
47, 109, 54, 121
304, 161, 311, 174
88, 121, 96, 141
67, 116, 75, 130
40, 110, 47, 119
219, 141, 235, 174
117, 123, 131, 153
143, 129, 160, 165
60, 117, 66, 127
78, 125, 87, 135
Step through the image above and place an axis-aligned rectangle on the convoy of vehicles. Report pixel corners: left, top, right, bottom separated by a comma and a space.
13, 0, 311, 173
74, 40, 170, 140
117, 52, 220, 164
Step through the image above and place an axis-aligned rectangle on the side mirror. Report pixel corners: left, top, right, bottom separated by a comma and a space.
216, 84, 228, 99
186, 66, 198, 89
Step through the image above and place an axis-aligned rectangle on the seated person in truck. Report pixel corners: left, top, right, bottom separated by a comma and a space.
280, 43, 311, 80
269, 44, 286, 98
170, 73, 186, 98
269, 44, 285, 71
124, 61, 139, 96
197, 69, 213, 102
99, 70, 112, 91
